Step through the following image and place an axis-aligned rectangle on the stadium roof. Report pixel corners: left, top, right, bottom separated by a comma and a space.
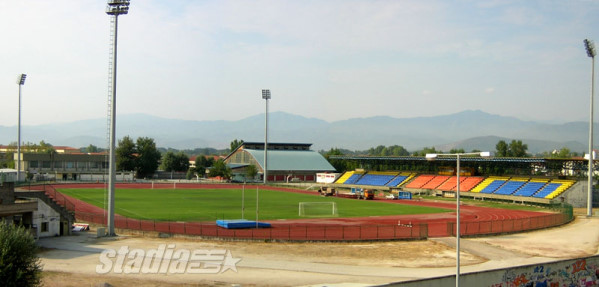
245, 149, 335, 172
328, 155, 562, 164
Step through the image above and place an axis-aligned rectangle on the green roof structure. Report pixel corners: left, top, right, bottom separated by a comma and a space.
244, 149, 335, 172
224, 142, 336, 182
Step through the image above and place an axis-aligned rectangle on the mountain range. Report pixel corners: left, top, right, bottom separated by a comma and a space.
0, 110, 595, 154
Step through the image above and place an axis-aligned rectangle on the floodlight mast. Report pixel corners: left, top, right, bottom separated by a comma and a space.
16, 74, 26, 183
262, 89, 271, 184
425, 151, 492, 287
585, 39, 596, 218
106, 0, 130, 237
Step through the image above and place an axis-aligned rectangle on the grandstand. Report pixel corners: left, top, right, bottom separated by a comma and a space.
386, 173, 414, 187
513, 179, 548, 197
493, 178, 529, 195
331, 169, 581, 206
355, 172, 397, 186
335, 171, 355, 184
453, 177, 484, 192
470, 177, 510, 193
404, 175, 435, 189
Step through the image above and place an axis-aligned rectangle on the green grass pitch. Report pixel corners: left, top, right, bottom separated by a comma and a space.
58, 188, 449, 221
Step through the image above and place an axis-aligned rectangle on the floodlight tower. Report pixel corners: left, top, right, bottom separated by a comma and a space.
16, 74, 26, 183
106, 0, 130, 236
585, 38, 596, 218
262, 89, 271, 184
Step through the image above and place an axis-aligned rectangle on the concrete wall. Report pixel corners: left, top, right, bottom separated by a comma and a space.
0, 181, 15, 205
386, 255, 599, 287
78, 172, 133, 181
32, 198, 61, 238
561, 181, 591, 208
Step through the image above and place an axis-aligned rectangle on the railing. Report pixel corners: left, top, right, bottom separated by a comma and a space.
26, 184, 76, 212
74, 211, 428, 241
39, 184, 574, 242
449, 212, 572, 237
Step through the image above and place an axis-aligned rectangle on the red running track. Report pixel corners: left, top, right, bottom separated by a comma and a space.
32, 183, 570, 241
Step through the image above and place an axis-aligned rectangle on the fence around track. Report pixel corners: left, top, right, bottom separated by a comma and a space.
75, 211, 429, 241
35, 183, 574, 241
448, 212, 571, 237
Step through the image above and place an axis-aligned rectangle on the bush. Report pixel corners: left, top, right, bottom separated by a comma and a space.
0, 223, 42, 287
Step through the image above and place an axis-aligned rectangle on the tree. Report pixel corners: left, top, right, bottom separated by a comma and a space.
495, 140, 509, 157
412, 147, 439, 157
449, 148, 465, 154
495, 139, 528, 157
186, 168, 196, 180
0, 224, 42, 287
323, 148, 345, 172
550, 147, 573, 158
209, 159, 231, 179
230, 139, 244, 153
194, 156, 215, 178
135, 137, 161, 179
37, 141, 55, 154
389, 145, 409, 156
245, 164, 258, 180
508, 140, 528, 157
161, 151, 190, 172
161, 151, 176, 172
116, 136, 136, 172
84, 144, 99, 153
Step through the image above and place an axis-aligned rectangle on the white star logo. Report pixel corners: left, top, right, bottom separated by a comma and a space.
220, 250, 241, 273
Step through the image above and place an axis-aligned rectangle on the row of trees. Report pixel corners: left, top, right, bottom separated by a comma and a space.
0, 138, 241, 180
325, 140, 534, 158
115, 137, 249, 180
115, 136, 162, 179
495, 140, 528, 157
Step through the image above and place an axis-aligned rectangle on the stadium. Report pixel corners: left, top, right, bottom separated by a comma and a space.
2, 1, 598, 286
12, 146, 595, 286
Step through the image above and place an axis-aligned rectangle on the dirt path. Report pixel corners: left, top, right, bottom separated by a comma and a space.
38, 215, 599, 287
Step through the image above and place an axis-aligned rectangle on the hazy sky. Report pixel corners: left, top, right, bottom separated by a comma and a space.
1, 0, 598, 126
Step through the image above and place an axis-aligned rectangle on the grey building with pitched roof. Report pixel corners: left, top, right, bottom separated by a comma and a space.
224, 142, 336, 182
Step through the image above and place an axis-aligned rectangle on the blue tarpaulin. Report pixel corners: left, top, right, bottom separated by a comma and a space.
216, 219, 271, 229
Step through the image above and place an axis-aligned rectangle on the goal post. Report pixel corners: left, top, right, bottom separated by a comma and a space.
298, 202, 338, 217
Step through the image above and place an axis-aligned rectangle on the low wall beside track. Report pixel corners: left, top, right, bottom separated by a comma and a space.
27, 183, 574, 242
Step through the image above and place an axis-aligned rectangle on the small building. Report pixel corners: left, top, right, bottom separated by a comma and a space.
14, 151, 133, 182
224, 142, 336, 182
1, 169, 74, 238
0, 169, 37, 233
31, 198, 62, 238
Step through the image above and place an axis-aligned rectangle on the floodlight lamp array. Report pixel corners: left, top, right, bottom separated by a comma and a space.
584, 39, 596, 58
262, 89, 271, 100
17, 74, 26, 85
106, 0, 130, 15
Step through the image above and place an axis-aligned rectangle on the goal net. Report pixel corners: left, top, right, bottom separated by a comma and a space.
298, 202, 338, 217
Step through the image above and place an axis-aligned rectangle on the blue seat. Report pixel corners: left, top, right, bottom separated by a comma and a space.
494, 181, 526, 195
479, 180, 506, 194
513, 182, 545, 197
356, 174, 396, 186
386, 175, 408, 187
344, 174, 363, 184
533, 183, 561, 198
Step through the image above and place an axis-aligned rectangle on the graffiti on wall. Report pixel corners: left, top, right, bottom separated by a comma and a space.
490, 258, 599, 287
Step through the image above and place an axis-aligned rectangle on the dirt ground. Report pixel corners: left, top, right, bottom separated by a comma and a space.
39, 233, 484, 287
38, 209, 598, 287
